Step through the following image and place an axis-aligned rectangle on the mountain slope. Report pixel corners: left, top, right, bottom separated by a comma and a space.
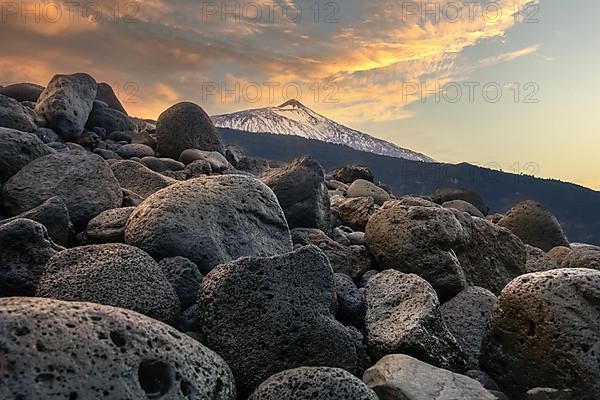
219, 127, 600, 245
212, 100, 435, 162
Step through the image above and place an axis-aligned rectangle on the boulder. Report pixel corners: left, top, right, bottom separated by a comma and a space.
331, 196, 376, 231
440, 286, 498, 369
0, 127, 53, 183
185, 159, 212, 178
35, 73, 97, 140
3, 152, 122, 230
363, 354, 497, 400
347, 179, 390, 205
198, 246, 369, 396
248, 367, 378, 400
85, 207, 135, 243
125, 175, 292, 274
0, 94, 38, 132
158, 257, 203, 310
237, 156, 270, 175
140, 156, 185, 172
37, 243, 180, 324
560, 245, 600, 270
0, 82, 44, 102
547, 246, 572, 264
156, 102, 223, 159
0, 196, 72, 246
498, 201, 569, 251
131, 130, 156, 148
525, 244, 559, 273
330, 165, 374, 184
261, 156, 331, 231
442, 200, 485, 217
0, 297, 236, 399
364, 270, 466, 371
179, 149, 232, 171
110, 160, 176, 199
116, 143, 154, 159
432, 187, 488, 215
365, 203, 467, 301
34, 127, 61, 143
334, 273, 365, 328
481, 268, 600, 398
95, 82, 127, 114
0, 219, 62, 296
86, 100, 137, 134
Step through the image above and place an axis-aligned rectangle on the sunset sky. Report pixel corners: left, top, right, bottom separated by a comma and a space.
1, 0, 598, 189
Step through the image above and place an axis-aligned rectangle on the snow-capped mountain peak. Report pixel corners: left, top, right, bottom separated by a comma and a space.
211, 101, 435, 162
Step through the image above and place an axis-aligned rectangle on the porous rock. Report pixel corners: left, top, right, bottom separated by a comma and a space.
158, 257, 203, 310
85, 207, 135, 243
110, 160, 176, 199
0, 127, 53, 183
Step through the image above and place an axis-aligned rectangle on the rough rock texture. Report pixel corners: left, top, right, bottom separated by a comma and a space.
158, 257, 203, 310
498, 201, 569, 251
347, 179, 390, 205
481, 268, 600, 398
140, 156, 185, 173
117, 143, 154, 159
86, 100, 137, 134
0, 94, 38, 132
156, 102, 223, 160
248, 367, 378, 400
0, 128, 54, 183
525, 244, 559, 273
560, 245, 600, 270
85, 207, 135, 243
363, 354, 497, 400
261, 156, 331, 231
0, 196, 72, 246
0, 219, 62, 296
37, 244, 180, 324
0, 82, 44, 102
364, 270, 466, 371
95, 82, 127, 114
330, 165, 374, 184
125, 175, 293, 274
0, 297, 236, 399
440, 287, 498, 369
547, 246, 572, 264
35, 73, 97, 140
432, 187, 488, 215
442, 200, 485, 218
179, 149, 232, 171
334, 273, 365, 328
331, 196, 376, 231
198, 246, 369, 396
365, 203, 468, 301
3, 152, 122, 230
110, 160, 176, 199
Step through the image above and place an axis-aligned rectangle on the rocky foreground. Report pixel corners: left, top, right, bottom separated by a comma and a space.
0, 73, 599, 400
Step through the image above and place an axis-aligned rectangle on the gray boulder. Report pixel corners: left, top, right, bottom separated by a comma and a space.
85, 207, 135, 243
525, 244, 559, 272
363, 354, 497, 400
0, 219, 62, 296
110, 160, 176, 199
364, 270, 466, 371
441, 286, 498, 369
547, 246, 572, 264
330, 165, 374, 184
156, 102, 223, 160
249, 367, 378, 400
0, 82, 44, 102
3, 152, 122, 230
331, 196, 376, 231
0, 297, 236, 399
0, 94, 38, 132
481, 268, 600, 398
86, 100, 137, 134
443, 199, 485, 217
261, 156, 331, 231
95, 82, 127, 114
432, 187, 488, 215
498, 201, 569, 251
198, 246, 369, 396
116, 143, 154, 159
125, 175, 292, 274
334, 273, 365, 328
158, 257, 203, 309
561, 245, 600, 270
347, 179, 390, 205
0, 127, 53, 183
37, 243, 180, 324
179, 149, 232, 171
140, 156, 185, 172
35, 73, 97, 140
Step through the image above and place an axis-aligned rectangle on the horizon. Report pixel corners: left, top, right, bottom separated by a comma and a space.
1, 0, 598, 189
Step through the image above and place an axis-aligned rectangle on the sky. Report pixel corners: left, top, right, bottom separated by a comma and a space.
1, 0, 598, 189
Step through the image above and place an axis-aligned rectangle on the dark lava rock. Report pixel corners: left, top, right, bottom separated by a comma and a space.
156, 102, 223, 160
0, 219, 62, 296
0, 94, 38, 132
3, 152, 122, 230
95, 82, 128, 114
85, 207, 135, 243
0, 297, 236, 399
442, 200, 485, 218
331, 196, 376, 231
481, 268, 600, 398
560, 245, 600, 270
440, 286, 498, 369
525, 244, 559, 273
35, 73, 97, 140
334, 273, 365, 328
37, 243, 180, 324
86, 100, 137, 134
363, 354, 496, 400
158, 257, 203, 310
125, 175, 292, 274
547, 246, 572, 264
248, 367, 378, 400
110, 160, 176, 199
0, 127, 53, 183
261, 156, 331, 231
198, 246, 369, 396
432, 187, 488, 215
498, 201, 569, 251
116, 143, 154, 159
347, 179, 390, 205
0, 196, 72, 246
179, 149, 232, 172
0, 82, 44, 102
330, 165, 374, 184
140, 156, 185, 173
364, 270, 466, 371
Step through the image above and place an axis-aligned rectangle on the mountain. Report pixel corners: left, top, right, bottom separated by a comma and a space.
219, 127, 600, 246
211, 100, 435, 162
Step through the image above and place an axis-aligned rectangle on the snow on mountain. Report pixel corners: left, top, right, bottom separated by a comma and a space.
211, 100, 435, 162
